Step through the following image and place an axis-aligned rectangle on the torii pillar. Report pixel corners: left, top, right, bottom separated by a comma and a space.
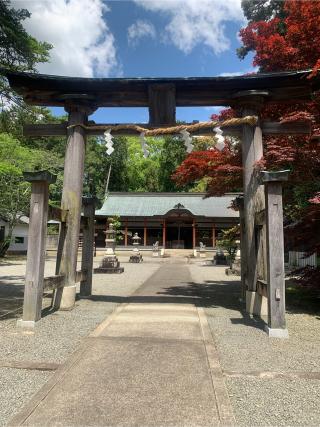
235, 91, 268, 314
17, 171, 56, 328
260, 170, 289, 338
54, 102, 95, 310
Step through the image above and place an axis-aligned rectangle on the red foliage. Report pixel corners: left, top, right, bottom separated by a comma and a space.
172, 142, 242, 196
173, 0, 320, 203
239, 1, 320, 73
172, 1, 320, 291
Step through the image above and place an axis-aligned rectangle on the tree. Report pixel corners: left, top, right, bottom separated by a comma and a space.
238, 1, 320, 74
158, 136, 190, 192
173, 140, 242, 196
126, 136, 164, 192
216, 226, 240, 267
173, 0, 320, 289
0, 0, 52, 106
0, 162, 29, 256
0, 133, 62, 256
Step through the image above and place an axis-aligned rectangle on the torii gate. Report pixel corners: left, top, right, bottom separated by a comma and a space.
3, 69, 319, 337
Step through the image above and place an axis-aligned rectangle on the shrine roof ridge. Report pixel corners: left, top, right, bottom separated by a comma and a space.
96, 192, 239, 218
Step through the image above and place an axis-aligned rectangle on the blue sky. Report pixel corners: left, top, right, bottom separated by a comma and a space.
19, 0, 255, 123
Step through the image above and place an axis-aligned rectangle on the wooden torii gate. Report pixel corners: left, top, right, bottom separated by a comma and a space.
3, 69, 319, 336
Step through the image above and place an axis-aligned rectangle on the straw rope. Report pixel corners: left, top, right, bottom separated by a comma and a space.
67, 115, 258, 136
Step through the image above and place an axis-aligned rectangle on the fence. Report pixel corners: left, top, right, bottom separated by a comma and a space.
288, 251, 317, 268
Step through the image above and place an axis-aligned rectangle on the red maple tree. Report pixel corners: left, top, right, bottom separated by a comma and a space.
173, 0, 320, 289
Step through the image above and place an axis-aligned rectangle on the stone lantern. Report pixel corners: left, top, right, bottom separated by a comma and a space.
94, 219, 124, 273
129, 232, 143, 263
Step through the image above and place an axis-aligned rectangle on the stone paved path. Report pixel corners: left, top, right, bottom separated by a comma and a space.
9, 261, 234, 427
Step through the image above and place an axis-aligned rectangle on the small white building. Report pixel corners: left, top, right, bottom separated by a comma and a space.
0, 216, 29, 254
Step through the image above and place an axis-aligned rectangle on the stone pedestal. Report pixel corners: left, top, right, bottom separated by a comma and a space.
94, 222, 124, 274
214, 250, 227, 265
129, 232, 143, 263
94, 255, 124, 274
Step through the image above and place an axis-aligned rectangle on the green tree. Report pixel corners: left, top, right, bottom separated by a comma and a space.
216, 226, 239, 267
126, 136, 164, 192
83, 136, 129, 203
158, 136, 189, 192
0, 133, 62, 256
0, 0, 52, 105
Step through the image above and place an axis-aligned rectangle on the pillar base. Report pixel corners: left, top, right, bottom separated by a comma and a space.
264, 325, 289, 339
246, 290, 268, 316
57, 285, 76, 310
17, 319, 36, 329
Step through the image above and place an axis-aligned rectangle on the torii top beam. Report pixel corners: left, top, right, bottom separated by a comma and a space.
2, 69, 320, 108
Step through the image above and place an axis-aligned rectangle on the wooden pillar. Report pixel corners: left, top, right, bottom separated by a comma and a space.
235, 195, 246, 300
144, 219, 147, 247
162, 219, 166, 248
260, 170, 289, 338
236, 91, 268, 300
18, 171, 56, 328
54, 103, 94, 310
212, 224, 216, 248
124, 219, 128, 247
192, 219, 196, 248
80, 197, 95, 297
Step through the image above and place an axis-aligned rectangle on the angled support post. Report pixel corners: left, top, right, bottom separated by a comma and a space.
259, 170, 289, 338
17, 171, 56, 328
80, 196, 96, 297
234, 195, 246, 301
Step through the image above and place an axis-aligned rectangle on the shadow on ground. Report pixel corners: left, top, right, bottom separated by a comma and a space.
85, 278, 266, 332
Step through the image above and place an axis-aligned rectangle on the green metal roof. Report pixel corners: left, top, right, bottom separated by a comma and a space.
95, 193, 239, 219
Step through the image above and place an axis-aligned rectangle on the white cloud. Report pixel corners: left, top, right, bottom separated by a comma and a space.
133, 0, 244, 54
12, 0, 119, 77
128, 20, 156, 46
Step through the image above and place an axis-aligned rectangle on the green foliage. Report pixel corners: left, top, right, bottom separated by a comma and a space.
0, 133, 63, 255
126, 136, 164, 192
83, 136, 129, 203
108, 215, 123, 244
0, 105, 67, 153
241, 0, 286, 23
158, 136, 189, 192
0, 0, 52, 108
0, 0, 51, 71
216, 226, 239, 266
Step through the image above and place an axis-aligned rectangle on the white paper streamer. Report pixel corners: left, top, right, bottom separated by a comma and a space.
213, 126, 225, 151
139, 132, 150, 158
180, 129, 194, 153
104, 129, 114, 156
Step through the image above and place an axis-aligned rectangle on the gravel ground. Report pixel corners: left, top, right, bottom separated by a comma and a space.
0, 253, 160, 426
189, 262, 320, 426
0, 368, 51, 426
226, 377, 320, 426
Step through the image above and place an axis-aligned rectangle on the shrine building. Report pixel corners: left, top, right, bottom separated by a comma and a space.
95, 192, 239, 249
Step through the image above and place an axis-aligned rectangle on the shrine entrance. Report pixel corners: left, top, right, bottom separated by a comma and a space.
166, 220, 193, 249
4, 68, 319, 338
